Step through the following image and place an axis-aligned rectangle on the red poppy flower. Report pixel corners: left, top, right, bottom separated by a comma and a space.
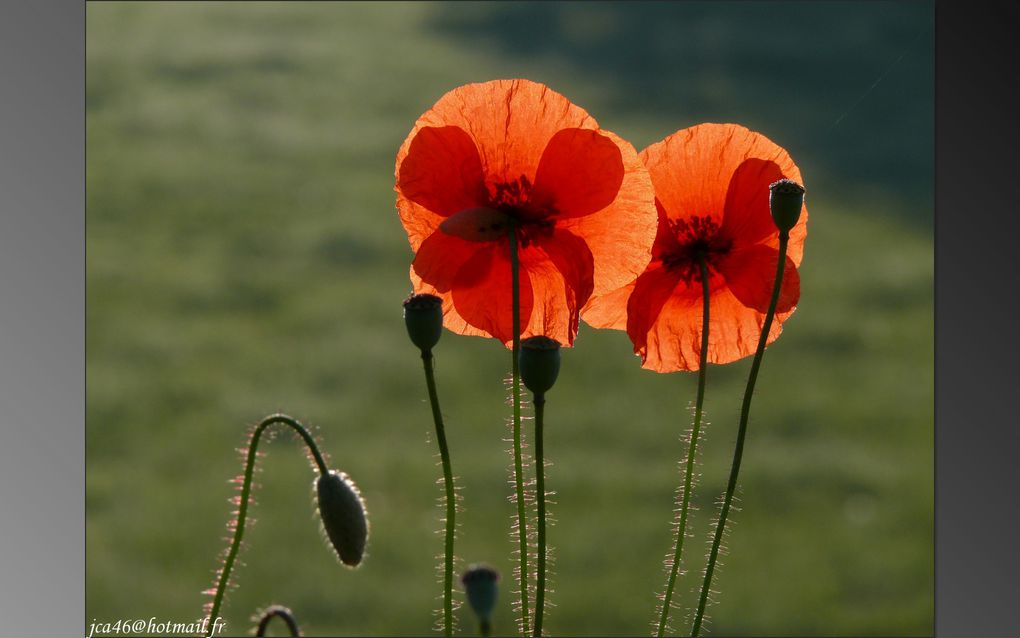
582, 123, 808, 372
395, 79, 657, 347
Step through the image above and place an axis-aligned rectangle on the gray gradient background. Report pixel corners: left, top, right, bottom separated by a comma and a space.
0, 0, 85, 634
934, 1, 1020, 637
0, 0, 1017, 636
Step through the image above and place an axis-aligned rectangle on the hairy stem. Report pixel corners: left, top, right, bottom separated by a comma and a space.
656, 257, 711, 637
206, 414, 328, 637
533, 393, 547, 637
691, 233, 790, 636
422, 349, 457, 636
508, 219, 531, 634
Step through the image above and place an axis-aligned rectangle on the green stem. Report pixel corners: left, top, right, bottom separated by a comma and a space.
691, 233, 790, 636
533, 393, 547, 637
656, 256, 711, 637
508, 219, 531, 634
206, 414, 328, 637
422, 349, 456, 636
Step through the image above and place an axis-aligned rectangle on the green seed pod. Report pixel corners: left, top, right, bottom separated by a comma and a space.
403, 293, 444, 352
519, 336, 561, 395
769, 178, 805, 233
316, 470, 369, 568
461, 564, 500, 623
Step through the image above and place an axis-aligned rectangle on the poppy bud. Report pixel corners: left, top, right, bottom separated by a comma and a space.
769, 178, 805, 233
403, 293, 443, 352
461, 564, 500, 626
519, 336, 561, 396
254, 604, 301, 637
316, 470, 369, 567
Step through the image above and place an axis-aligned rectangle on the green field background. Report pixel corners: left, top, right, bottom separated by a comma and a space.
86, 2, 933, 636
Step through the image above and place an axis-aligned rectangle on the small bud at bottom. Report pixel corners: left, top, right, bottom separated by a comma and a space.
461, 564, 500, 623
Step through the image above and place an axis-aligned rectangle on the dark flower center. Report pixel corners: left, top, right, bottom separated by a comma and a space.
660, 215, 732, 284
488, 175, 555, 248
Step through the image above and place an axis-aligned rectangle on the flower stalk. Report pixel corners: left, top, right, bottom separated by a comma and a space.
422, 348, 457, 636
205, 414, 330, 637
533, 394, 547, 637
656, 256, 711, 637
691, 231, 791, 636
404, 293, 457, 636
519, 336, 561, 637
508, 218, 531, 634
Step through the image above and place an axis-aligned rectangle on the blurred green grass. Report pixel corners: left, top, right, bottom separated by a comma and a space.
86, 2, 933, 636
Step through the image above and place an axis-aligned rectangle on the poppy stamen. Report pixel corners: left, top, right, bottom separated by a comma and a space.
488, 175, 557, 248
661, 215, 732, 284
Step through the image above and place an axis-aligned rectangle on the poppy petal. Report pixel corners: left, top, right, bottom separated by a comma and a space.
409, 266, 491, 340
519, 229, 595, 346
398, 126, 487, 216
410, 231, 535, 343
411, 228, 479, 294
401, 80, 596, 189
450, 242, 534, 345
557, 130, 657, 296
409, 231, 497, 339
625, 265, 687, 361
641, 124, 804, 238
581, 200, 675, 331
580, 280, 635, 331
632, 277, 792, 373
720, 157, 791, 250
532, 128, 624, 219
396, 126, 488, 251
640, 124, 732, 227
718, 244, 800, 314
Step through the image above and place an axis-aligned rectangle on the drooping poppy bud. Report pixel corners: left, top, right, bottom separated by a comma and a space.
403, 293, 443, 352
316, 470, 369, 567
519, 336, 561, 395
254, 604, 301, 637
769, 178, 806, 233
461, 564, 500, 628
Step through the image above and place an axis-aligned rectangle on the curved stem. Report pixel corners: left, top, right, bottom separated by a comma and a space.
656, 256, 711, 637
691, 233, 790, 636
533, 393, 547, 637
255, 605, 302, 637
508, 219, 531, 634
205, 414, 328, 637
422, 349, 456, 636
